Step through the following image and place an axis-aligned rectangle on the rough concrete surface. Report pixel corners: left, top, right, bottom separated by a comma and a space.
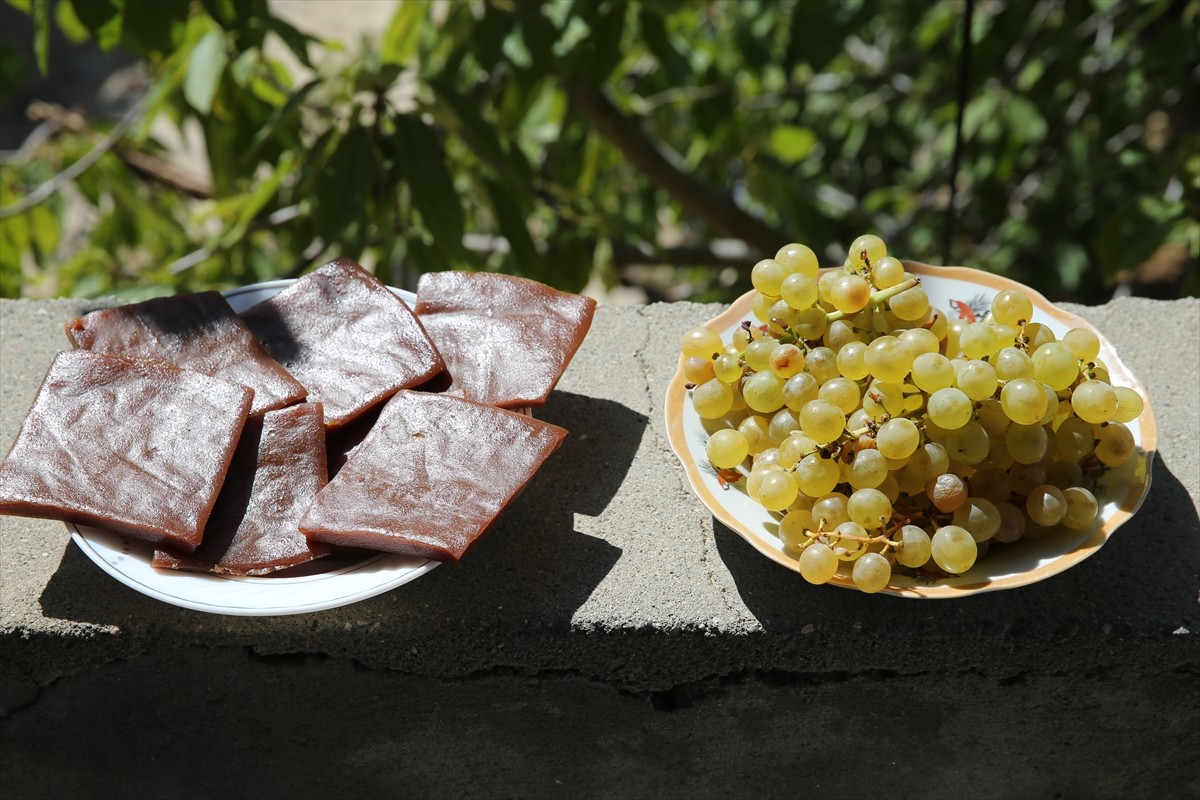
1, 294, 1198, 799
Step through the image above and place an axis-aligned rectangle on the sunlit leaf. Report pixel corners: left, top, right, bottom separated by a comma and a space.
381, 0, 425, 65
768, 125, 817, 165
183, 30, 228, 114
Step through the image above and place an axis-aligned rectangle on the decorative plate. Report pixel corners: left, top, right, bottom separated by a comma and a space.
664, 262, 1157, 598
69, 280, 439, 616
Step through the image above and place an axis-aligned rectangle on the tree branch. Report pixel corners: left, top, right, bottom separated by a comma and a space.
564, 80, 792, 255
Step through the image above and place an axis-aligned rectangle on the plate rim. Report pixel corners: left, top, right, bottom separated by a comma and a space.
664, 262, 1158, 598
68, 277, 441, 616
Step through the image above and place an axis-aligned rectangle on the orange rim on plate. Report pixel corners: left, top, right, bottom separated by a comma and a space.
665, 262, 1157, 598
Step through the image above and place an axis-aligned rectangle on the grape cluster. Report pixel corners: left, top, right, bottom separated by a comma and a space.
681, 235, 1145, 593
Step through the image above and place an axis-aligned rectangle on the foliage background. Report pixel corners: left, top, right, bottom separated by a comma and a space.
1, 0, 1197, 305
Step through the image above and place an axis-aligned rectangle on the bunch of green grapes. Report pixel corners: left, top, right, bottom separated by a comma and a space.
681, 235, 1145, 593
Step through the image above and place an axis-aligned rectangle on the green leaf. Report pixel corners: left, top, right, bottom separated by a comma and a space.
61, 0, 123, 51
120, 0, 191, 58
314, 127, 374, 246
249, 78, 319, 155
264, 16, 316, 69
427, 78, 535, 187
381, 0, 425, 65
767, 125, 818, 164
1005, 95, 1047, 144
482, 178, 538, 273
55, 0, 91, 44
31, 0, 48, 75
396, 115, 466, 262
219, 152, 298, 248
183, 30, 228, 114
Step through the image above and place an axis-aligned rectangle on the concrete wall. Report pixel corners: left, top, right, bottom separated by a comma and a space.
1, 295, 1198, 799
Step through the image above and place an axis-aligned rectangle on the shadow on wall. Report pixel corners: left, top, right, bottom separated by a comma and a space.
715, 453, 1200, 635
38, 392, 646, 629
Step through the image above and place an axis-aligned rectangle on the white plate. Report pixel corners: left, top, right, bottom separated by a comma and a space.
665, 263, 1157, 598
69, 280, 439, 616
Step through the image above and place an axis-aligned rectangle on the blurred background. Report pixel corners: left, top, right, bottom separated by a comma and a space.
0, 0, 1196, 306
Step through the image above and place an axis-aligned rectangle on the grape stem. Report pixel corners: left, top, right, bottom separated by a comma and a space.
825, 277, 921, 323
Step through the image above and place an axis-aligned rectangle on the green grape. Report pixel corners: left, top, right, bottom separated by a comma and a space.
1061, 487, 1099, 530
766, 299, 804, 337
1054, 415, 1095, 461
681, 326, 722, 359
780, 273, 819, 309
836, 341, 870, 381
738, 415, 772, 455
751, 258, 788, 296
684, 356, 715, 384
1045, 459, 1084, 489
1038, 383, 1060, 426
780, 432, 819, 466
795, 453, 840, 497
769, 343, 806, 378
1112, 387, 1145, 423
779, 508, 815, 550
755, 447, 782, 468
805, 346, 840, 383
956, 360, 999, 401
952, 497, 1001, 542
706, 429, 749, 469
895, 525, 932, 568
1005, 423, 1049, 464
975, 397, 1011, 436
1071, 380, 1117, 424
752, 291, 776, 324
944, 319, 968, 358
817, 269, 842, 305
968, 466, 1011, 505
825, 320, 862, 352
800, 399, 846, 445
768, 408, 802, 445
1032, 342, 1079, 391
782, 372, 820, 411
911, 352, 956, 393
960, 323, 999, 360
744, 371, 786, 413
1025, 484, 1067, 526
931, 526, 978, 574
1094, 421, 1135, 466
910, 441, 949, 479
743, 337, 776, 372
713, 353, 744, 384
819, 377, 861, 415
692, 379, 733, 418
1007, 462, 1046, 496
993, 347, 1034, 381
877, 471, 900, 504
833, 519, 869, 551
812, 493, 850, 529
1001, 378, 1049, 425
852, 552, 892, 593
889, 286, 930, 321
991, 289, 1034, 327
731, 326, 754, 352
926, 309, 949, 341
1062, 327, 1100, 361
1025, 322, 1056, 350
775, 243, 820, 279
863, 381, 906, 421
991, 323, 1019, 348
849, 448, 888, 490
927, 473, 967, 512
993, 501, 1026, 544
1090, 360, 1112, 384
945, 421, 990, 465
848, 234, 887, 269
831, 274, 872, 314
746, 463, 784, 502
865, 336, 914, 383
757, 470, 799, 511
876, 417, 921, 460
899, 327, 940, 357
927, 387, 973, 430
848, 488, 892, 529
792, 307, 829, 341
798, 541, 839, 584
871, 256, 905, 289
